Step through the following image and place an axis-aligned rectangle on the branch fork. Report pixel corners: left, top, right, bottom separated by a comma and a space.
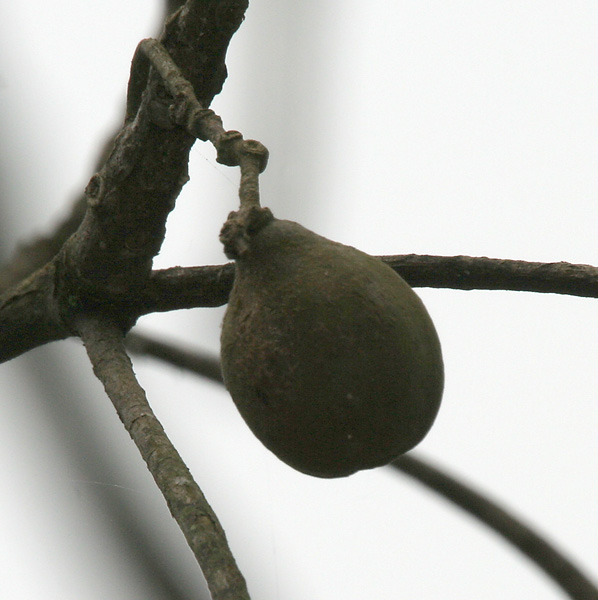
2, 3, 256, 599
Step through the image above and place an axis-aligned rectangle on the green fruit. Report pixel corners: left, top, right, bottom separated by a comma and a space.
220, 210, 443, 478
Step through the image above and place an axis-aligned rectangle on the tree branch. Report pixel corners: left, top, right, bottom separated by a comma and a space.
0, 0, 249, 364
0, 261, 70, 362
1, 3, 597, 372
392, 455, 598, 600
124, 255, 598, 317
0, 0, 185, 294
135, 264, 236, 313
62, 1, 248, 298
0, 193, 88, 293
127, 330, 223, 384
3, 252, 597, 364
383, 254, 598, 297
76, 315, 250, 600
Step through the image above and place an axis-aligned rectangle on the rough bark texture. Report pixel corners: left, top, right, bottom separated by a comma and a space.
0, 0, 248, 363
78, 316, 250, 600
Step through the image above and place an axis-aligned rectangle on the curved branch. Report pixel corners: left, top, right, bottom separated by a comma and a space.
127, 330, 223, 383
63, 0, 249, 297
391, 455, 598, 600
76, 315, 250, 600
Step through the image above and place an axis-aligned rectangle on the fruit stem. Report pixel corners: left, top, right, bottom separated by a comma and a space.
135, 38, 270, 213
238, 140, 268, 208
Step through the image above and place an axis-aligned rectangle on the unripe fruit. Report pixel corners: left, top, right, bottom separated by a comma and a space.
220, 208, 443, 478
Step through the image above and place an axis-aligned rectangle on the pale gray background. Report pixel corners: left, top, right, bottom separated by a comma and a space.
0, 2, 596, 598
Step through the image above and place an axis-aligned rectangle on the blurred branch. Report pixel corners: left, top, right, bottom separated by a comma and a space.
0, 3, 189, 294
130, 336, 598, 599
0, 132, 118, 295
0, 1, 186, 295
0, 193, 88, 293
76, 315, 250, 600
127, 330, 223, 383
392, 455, 598, 600
24, 347, 202, 600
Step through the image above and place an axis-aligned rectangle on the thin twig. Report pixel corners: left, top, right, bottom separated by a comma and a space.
124, 255, 598, 317
383, 254, 598, 297
76, 315, 250, 600
137, 37, 269, 182
391, 454, 598, 600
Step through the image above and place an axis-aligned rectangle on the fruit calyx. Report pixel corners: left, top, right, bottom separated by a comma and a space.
219, 205, 274, 259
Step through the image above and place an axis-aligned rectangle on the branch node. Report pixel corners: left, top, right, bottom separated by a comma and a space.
215, 130, 244, 166
185, 106, 223, 141
240, 139, 269, 173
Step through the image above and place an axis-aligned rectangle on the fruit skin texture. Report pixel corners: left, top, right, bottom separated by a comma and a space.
220, 216, 444, 478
